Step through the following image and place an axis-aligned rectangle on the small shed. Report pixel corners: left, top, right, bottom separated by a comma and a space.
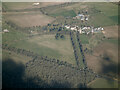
3, 29, 9, 33
33, 2, 39, 6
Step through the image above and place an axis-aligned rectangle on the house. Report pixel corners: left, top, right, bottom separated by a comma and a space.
85, 17, 88, 21
82, 27, 88, 30
101, 28, 104, 31
91, 29, 94, 33
71, 27, 77, 31
65, 25, 70, 29
33, 2, 39, 6
79, 29, 82, 34
87, 31, 90, 35
81, 17, 84, 21
78, 14, 84, 17
87, 26, 91, 29
82, 30, 85, 34
3, 29, 9, 33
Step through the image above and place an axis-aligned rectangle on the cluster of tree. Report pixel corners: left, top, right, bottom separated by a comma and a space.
42, 23, 71, 35
70, 31, 85, 69
42, 23, 64, 32
55, 33, 65, 40
2, 44, 38, 58
76, 32, 87, 68
25, 57, 97, 88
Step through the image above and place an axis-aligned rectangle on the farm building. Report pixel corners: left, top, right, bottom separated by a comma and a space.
65, 25, 70, 29
3, 29, 9, 33
33, 2, 39, 6
71, 27, 77, 31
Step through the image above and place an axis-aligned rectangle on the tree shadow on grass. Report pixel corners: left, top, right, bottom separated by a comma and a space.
100, 59, 119, 88
101, 60, 118, 77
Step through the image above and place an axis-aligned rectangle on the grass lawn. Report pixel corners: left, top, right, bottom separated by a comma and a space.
109, 16, 118, 23
104, 39, 118, 45
49, 10, 76, 17
79, 34, 89, 44
88, 78, 118, 88
6, 34, 76, 66
2, 2, 65, 11
2, 29, 28, 44
88, 13, 117, 27
2, 2, 33, 11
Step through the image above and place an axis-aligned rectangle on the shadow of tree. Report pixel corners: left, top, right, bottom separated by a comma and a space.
101, 60, 118, 78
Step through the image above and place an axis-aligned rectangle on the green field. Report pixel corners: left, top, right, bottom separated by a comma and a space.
2, 2, 33, 11
49, 10, 77, 17
88, 78, 118, 88
79, 34, 89, 44
3, 33, 76, 65
104, 39, 118, 45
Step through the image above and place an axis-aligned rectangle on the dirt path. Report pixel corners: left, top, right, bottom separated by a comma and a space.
87, 79, 97, 86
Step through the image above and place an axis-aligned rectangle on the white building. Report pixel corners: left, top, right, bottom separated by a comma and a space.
33, 2, 39, 6
65, 25, 70, 29
81, 17, 84, 21
3, 29, 9, 33
71, 27, 77, 31
101, 28, 104, 31
78, 28, 82, 34
78, 14, 84, 17
85, 17, 88, 21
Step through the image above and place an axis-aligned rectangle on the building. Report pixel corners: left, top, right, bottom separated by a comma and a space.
65, 25, 70, 29
78, 28, 82, 34
85, 17, 88, 21
33, 2, 39, 6
71, 27, 77, 31
3, 29, 9, 33
78, 14, 84, 17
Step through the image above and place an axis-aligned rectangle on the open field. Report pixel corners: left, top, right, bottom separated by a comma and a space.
4, 12, 55, 27
48, 9, 76, 17
93, 42, 118, 63
85, 41, 118, 77
79, 34, 89, 44
5, 34, 76, 65
3, 2, 65, 11
103, 25, 118, 39
2, 26, 28, 44
88, 78, 118, 88
87, 13, 117, 27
